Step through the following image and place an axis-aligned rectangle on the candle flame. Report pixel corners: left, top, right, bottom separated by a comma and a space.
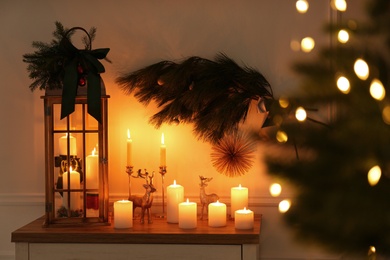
239, 184, 242, 188
244, 207, 247, 210
186, 198, 189, 203
92, 147, 96, 156
69, 166, 73, 172
161, 133, 165, 145
173, 180, 176, 185
127, 129, 131, 139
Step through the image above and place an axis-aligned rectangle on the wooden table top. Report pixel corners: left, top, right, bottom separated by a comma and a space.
12, 215, 261, 245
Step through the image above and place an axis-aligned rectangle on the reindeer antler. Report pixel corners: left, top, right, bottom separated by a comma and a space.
148, 171, 155, 185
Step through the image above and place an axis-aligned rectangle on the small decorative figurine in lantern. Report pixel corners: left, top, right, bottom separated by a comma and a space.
199, 176, 219, 220
23, 22, 111, 226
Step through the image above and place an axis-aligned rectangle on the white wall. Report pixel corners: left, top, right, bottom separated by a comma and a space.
0, 0, 366, 259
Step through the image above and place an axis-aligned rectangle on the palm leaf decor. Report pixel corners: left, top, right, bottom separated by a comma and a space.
116, 53, 274, 143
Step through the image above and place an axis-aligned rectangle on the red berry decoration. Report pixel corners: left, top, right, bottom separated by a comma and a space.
78, 77, 86, 86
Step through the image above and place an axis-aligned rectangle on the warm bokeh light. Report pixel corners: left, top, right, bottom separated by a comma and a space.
337, 76, 350, 94
295, 107, 307, 121
382, 105, 390, 125
269, 183, 282, 197
370, 78, 385, 100
331, 0, 347, 12
276, 130, 288, 143
279, 200, 291, 213
279, 96, 290, 108
369, 246, 376, 254
368, 165, 381, 186
338, 29, 349, 43
301, 37, 315, 52
296, 0, 309, 13
290, 40, 301, 52
354, 58, 369, 80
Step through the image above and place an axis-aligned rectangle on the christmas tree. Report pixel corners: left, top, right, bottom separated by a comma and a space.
262, 0, 390, 258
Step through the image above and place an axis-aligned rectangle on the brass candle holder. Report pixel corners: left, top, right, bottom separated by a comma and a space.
156, 166, 167, 218
126, 165, 134, 198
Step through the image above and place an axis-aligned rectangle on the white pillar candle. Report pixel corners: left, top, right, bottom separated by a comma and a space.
167, 180, 184, 223
234, 207, 254, 230
114, 200, 133, 229
127, 129, 133, 166
179, 199, 197, 229
160, 133, 166, 166
230, 184, 248, 217
59, 133, 77, 156
62, 167, 80, 211
86, 148, 99, 189
208, 200, 227, 227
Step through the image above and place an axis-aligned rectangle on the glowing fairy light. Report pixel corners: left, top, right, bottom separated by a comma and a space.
331, 0, 347, 12
368, 165, 381, 186
279, 96, 290, 108
370, 78, 385, 100
279, 200, 291, 213
295, 107, 307, 121
354, 58, 369, 80
276, 130, 288, 143
269, 183, 282, 197
382, 105, 390, 125
296, 0, 309, 13
338, 29, 349, 43
301, 37, 315, 52
337, 76, 350, 94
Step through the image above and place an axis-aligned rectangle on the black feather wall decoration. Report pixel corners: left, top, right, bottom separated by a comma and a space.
116, 53, 273, 143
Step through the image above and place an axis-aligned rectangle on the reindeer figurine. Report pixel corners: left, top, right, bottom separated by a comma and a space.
199, 176, 219, 220
129, 170, 156, 224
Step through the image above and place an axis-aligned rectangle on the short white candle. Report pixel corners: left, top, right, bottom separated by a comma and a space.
86, 148, 99, 189
167, 180, 184, 223
230, 184, 248, 217
234, 207, 254, 230
208, 200, 227, 227
62, 167, 80, 211
114, 200, 133, 229
59, 133, 77, 156
179, 199, 197, 229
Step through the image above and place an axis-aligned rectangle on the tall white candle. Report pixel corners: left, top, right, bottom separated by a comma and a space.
62, 167, 80, 211
114, 200, 133, 229
59, 133, 77, 156
230, 184, 248, 217
127, 129, 133, 166
160, 133, 166, 166
179, 199, 197, 229
167, 180, 184, 223
208, 200, 227, 227
86, 148, 99, 189
234, 207, 254, 230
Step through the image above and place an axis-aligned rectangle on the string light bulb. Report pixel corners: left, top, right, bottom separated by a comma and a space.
276, 130, 288, 143
337, 29, 349, 43
301, 37, 315, 52
279, 200, 291, 213
295, 107, 307, 121
354, 58, 369, 80
367, 165, 381, 186
269, 183, 282, 197
331, 0, 347, 12
337, 76, 351, 94
296, 0, 309, 13
369, 78, 385, 100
